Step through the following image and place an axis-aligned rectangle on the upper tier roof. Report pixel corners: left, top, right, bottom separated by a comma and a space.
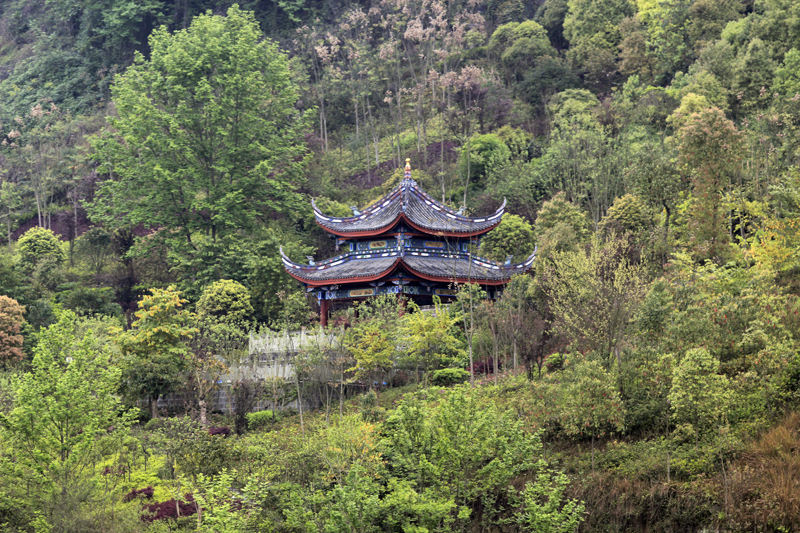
312, 160, 505, 237
280, 246, 536, 287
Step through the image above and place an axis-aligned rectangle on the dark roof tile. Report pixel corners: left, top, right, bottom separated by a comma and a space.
313, 178, 504, 235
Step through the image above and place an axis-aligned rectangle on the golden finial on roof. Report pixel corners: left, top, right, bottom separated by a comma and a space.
404, 158, 412, 179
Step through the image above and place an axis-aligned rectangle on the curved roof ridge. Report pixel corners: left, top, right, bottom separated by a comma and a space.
282, 246, 537, 286
312, 166, 506, 236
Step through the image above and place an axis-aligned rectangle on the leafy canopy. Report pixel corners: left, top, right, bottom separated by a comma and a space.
118, 286, 197, 412
0, 311, 134, 528
89, 5, 310, 243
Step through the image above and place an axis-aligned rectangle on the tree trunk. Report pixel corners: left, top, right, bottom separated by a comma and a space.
150, 396, 159, 419
513, 341, 518, 373
295, 368, 304, 435
666, 449, 670, 484
199, 398, 208, 427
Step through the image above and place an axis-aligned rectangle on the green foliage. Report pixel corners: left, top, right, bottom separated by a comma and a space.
17, 226, 65, 273
598, 193, 651, 235
192, 470, 250, 532
773, 48, 800, 96
459, 133, 512, 184
669, 348, 732, 445
431, 367, 471, 386
0, 310, 134, 531
75, 227, 112, 276
358, 389, 386, 423
544, 234, 647, 360
481, 213, 536, 261
197, 279, 254, 330
151, 416, 236, 485
547, 89, 601, 129
246, 410, 276, 430
534, 192, 591, 255
675, 105, 744, 261
344, 295, 402, 383
563, 0, 633, 46
523, 55, 582, 108
556, 359, 625, 440
59, 286, 121, 318
118, 286, 197, 417
382, 385, 549, 527
0, 252, 23, 303
489, 20, 556, 84
0, 296, 25, 367
510, 472, 586, 532
89, 5, 310, 243
347, 320, 396, 382
400, 299, 464, 375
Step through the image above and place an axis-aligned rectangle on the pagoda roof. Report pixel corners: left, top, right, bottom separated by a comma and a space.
280, 247, 536, 287
312, 161, 505, 237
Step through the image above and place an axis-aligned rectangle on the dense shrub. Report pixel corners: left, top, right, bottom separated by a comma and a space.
18, 227, 65, 273
59, 286, 121, 317
122, 486, 154, 503
143, 494, 197, 522
431, 368, 470, 386
208, 426, 231, 437
0, 296, 25, 366
246, 410, 275, 430
545, 353, 566, 372
359, 389, 386, 422
197, 279, 254, 328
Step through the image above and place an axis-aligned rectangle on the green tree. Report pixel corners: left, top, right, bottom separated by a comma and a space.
556, 359, 625, 469
481, 214, 536, 262
383, 386, 554, 529
544, 234, 647, 362
17, 226, 65, 274
119, 286, 197, 418
400, 299, 464, 382
0, 311, 134, 531
0, 180, 25, 249
598, 194, 651, 236
89, 5, 310, 247
536, 0, 570, 49
772, 48, 800, 96
346, 320, 396, 385
459, 133, 512, 186
197, 279, 254, 330
563, 0, 633, 45
636, 0, 693, 82
0, 296, 25, 367
534, 192, 591, 258
75, 227, 112, 276
675, 105, 744, 261
669, 348, 732, 447
686, 0, 743, 54
488, 21, 556, 85
629, 140, 685, 258
511, 471, 586, 532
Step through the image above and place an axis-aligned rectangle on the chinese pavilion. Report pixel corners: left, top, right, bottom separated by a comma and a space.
281, 160, 536, 326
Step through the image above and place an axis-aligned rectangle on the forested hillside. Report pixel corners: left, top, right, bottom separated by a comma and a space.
2, 0, 800, 531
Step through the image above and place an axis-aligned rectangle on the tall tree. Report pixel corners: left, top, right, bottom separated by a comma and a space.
0, 296, 25, 368
675, 105, 744, 261
669, 348, 732, 448
0, 311, 134, 531
89, 6, 310, 246
544, 234, 647, 362
118, 287, 197, 418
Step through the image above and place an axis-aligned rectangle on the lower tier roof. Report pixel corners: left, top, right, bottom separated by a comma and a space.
281, 247, 536, 287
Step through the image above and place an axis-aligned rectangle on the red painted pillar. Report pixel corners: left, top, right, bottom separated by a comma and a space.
320, 299, 329, 327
